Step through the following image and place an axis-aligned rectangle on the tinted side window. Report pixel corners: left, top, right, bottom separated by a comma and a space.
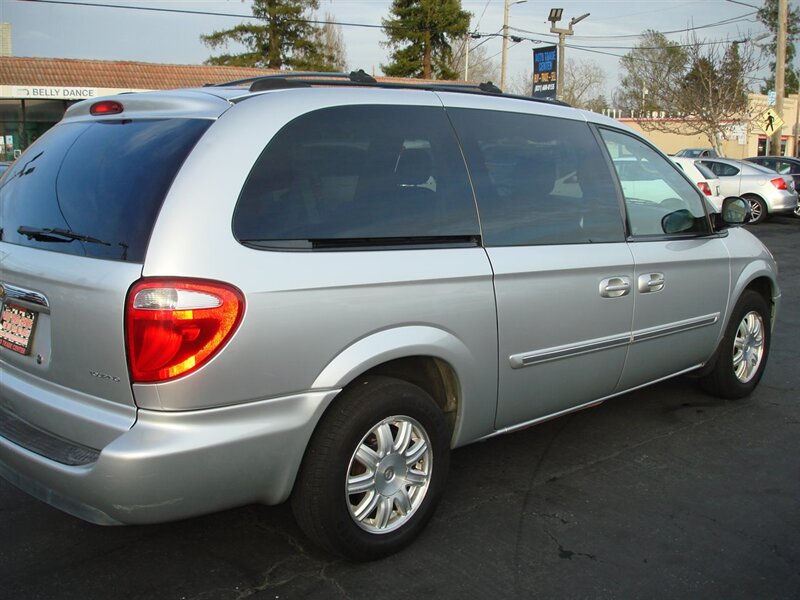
601, 129, 710, 237
448, 108, 624, 246
233, 105, 479, 249
0, 119, 211, 262
700, 161, 740, 177
757, 158, 777, 170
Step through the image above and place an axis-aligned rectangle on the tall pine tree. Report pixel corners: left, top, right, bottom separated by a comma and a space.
382, 0, 470, 80
201, 0, 342, 71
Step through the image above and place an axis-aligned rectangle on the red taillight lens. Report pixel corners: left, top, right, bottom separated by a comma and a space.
697, 181, 711, 196
770, 177, 787, 190
126, 279, 244, 383
90, 100, 124, 116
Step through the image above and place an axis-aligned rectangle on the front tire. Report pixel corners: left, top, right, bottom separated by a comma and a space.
700, 290, 770, 399
291, 376, 450, 560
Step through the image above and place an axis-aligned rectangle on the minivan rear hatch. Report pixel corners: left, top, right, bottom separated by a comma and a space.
0, 106, 212, 448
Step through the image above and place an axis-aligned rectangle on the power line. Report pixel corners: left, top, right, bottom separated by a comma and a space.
508, 11, 758, 41
19, 0, 387, 31
561, 41, 766, 84
23, 0, 760, 42
21, 0, 770, 85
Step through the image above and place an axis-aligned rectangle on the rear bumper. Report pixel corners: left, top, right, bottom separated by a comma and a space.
766, 191, 799, 213
0, 389, 339, 525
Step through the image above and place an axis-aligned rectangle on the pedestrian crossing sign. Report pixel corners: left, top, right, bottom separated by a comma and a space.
755, 108, 784, 135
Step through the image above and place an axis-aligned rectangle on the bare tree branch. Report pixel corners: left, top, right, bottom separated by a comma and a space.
616, 31, 764, 153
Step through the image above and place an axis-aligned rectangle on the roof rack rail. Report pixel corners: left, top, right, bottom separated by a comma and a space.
208, 70, 377, 90
207, 69, 569, 107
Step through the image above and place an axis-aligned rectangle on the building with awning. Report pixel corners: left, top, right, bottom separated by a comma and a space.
0, 56, 280, 159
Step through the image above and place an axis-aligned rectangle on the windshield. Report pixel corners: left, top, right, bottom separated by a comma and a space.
0, 118, 211, 262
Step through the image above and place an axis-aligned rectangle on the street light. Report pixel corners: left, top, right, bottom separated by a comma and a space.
731, 32, 769, 45
549, 8, 590, 102
501, 0, 527, 92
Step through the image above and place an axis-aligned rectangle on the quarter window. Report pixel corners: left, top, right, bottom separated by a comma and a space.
601, 129, 710, 237
448, 109, 624, 246
233, 105, 479, 250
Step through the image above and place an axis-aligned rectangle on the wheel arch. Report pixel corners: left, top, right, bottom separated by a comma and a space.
741, 275, 779, 330
311, 325, 497, 447
739, 192, 767, 201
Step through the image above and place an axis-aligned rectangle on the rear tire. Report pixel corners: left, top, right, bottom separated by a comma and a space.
700, 290, 770, 399
744, 195, 768, 224
291, 376, 450, 561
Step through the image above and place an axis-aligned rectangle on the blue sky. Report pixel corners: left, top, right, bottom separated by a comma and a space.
0, 0, 780, 96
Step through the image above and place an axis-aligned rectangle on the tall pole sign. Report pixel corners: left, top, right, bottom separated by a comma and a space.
532, 45, 558, 100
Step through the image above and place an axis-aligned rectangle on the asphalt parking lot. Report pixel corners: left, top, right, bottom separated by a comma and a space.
2, 217, 798, 600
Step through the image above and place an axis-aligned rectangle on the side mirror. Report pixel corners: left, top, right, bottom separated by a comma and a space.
661, 209, 696, 234
714, 196, 750, 229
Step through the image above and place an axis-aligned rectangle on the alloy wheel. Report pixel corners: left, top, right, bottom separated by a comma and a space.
346, 415, 433, 534
733, 310, 765, 383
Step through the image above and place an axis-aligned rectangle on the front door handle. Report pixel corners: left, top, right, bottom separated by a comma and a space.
638, 273, 665, 293
600, 276, 632, 298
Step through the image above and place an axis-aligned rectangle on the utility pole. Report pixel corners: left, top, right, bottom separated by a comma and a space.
795, 69, 800, 156
548, 9, 590, 102
770, 0, 787, 155
465, 40, 470, 81
501, 0, 510, 91
500, 1, 527, 92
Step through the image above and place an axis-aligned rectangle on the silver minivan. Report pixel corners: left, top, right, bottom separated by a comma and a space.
0, 73, 779, 560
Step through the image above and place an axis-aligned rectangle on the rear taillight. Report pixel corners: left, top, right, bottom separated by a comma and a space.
126, 279, 244, 383
770, 177, 787, 190
697, 181, 712, 196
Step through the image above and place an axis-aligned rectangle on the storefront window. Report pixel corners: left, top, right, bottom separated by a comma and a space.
0, 100, 23, 161
23, 100, 68, 148
0, 99, 69, 160
757, 137, 788, 157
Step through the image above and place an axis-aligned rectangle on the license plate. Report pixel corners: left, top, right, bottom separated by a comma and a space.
0, 303, 38, 355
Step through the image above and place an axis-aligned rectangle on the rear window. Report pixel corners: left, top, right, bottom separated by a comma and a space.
0, 118, 211, 262
694, 161, 717, 180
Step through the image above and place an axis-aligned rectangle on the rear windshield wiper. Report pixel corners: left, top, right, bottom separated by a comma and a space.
17, 226, 112, 246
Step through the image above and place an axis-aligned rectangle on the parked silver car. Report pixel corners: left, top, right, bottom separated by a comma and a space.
0, 73, 780, 560
745, 156, 800, 216
699, 157, 799, 223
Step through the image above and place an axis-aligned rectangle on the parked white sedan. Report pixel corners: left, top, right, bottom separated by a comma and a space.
671, 156, 724, 212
